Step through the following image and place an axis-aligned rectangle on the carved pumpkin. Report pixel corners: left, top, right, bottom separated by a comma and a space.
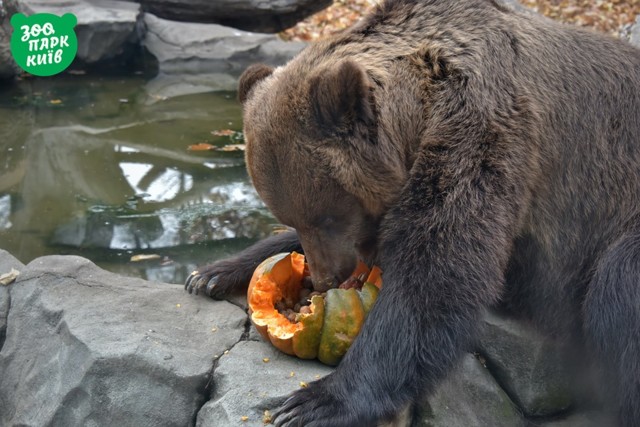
247, 252, 382, 366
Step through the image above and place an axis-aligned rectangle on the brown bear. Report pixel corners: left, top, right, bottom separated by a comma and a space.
186, 0, 640, 425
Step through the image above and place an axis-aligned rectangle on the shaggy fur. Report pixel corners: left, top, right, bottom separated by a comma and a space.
186, 0, 640, 425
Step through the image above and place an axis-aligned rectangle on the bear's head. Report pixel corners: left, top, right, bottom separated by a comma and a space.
239, 59, 408, 290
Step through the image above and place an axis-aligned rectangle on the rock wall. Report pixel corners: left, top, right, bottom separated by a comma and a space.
0, 250, 246, 426
0, 0, 309, 82
0, 250, 617, 426
135, 0, 332, 33
631, 15, 640, 46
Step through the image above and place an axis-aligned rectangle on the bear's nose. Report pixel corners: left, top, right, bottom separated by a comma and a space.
311, 276, 339, 292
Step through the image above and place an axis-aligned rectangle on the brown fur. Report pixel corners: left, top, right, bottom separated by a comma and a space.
192, 0, 640, 425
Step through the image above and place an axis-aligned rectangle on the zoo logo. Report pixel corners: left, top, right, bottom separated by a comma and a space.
10, 13, 78, 77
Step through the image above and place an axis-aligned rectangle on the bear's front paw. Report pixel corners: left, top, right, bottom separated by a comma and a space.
184, 268, 218, 297
272, 376, 375, 427
184, 260, 249, 299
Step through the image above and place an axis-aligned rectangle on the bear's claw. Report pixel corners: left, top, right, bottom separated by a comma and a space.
271, 376, 372, 427
184, 271, 218, 297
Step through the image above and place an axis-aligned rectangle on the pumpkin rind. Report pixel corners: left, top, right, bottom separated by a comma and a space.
318, 288, 366, 366
247, 252, 381, 365
291, 295, 324, 359
358, 282, 379, 315
247, 252, 306, 355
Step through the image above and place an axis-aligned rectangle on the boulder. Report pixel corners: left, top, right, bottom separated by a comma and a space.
0, 252, 246, 426
0, 250, 24, 350
630, 15, 640, 48
478, 311, 573, 417
0, 26, 17, 80
417, 353, 525, 427
499, 0, 536, 15
0, 2, 17, 80
3, 1, 309, 76
17, 0, 140, 64
0, 281, 8, 347
137, 0, 331, 33
541, 410, 617, 427
201, 340, 527, 427
196, 340, 333, 426
143, 13, 305, 76
0, 248, 618, 426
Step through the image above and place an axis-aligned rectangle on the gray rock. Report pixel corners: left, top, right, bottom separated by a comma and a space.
4, 1, 309, 78
541, 410, 617, 427
0, 24, 17, 80
143, 13, 305, 75
197, 340, 333, 426
0, 250, 24, 350
144, 73, 240, 98
259, 38, 308, 63
137, 0, 331, 33
0, 249, 24, 275
498, 0, 535, 15
19, 0, 140, 63
417, 353, 525, 427
478, 311, 573, 417
0, 254, 246, 427
200, 343, 525, 427
0, 1, 17, 80
630, 15, 640, 48
0, 285, 7, 349
0, 248, 607, 426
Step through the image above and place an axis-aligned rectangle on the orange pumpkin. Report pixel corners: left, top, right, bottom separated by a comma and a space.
247, 252, 382, 365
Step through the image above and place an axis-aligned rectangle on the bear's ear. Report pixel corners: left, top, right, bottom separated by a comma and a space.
309, 61, 376, 139
238, 64, 274, 104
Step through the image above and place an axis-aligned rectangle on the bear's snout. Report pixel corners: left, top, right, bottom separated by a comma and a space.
303, 244, 358, 293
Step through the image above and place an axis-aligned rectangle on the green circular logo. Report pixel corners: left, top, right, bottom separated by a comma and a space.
10, 13, 78, 77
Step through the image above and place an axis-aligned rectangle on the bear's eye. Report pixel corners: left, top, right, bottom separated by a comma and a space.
320, 217, 352, 238
315, 216, 339, 231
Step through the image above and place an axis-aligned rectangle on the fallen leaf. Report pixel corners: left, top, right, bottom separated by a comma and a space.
211, 129, 236, 136
130, 254, 161, 262
49, 99, 63, 105
282, 0, 639, 41
216, 144, 246, 152
0, 268, 19, 286
187, 143, 216, 151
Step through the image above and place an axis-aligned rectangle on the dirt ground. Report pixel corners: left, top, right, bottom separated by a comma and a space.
282, 0, 640, 41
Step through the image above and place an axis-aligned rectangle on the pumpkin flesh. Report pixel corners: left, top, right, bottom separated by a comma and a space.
247, 252, 381, 365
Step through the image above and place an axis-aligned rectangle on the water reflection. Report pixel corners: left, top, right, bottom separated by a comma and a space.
0, 75, 276, 284
119, 161, 194, 202
0, 195, 10, 230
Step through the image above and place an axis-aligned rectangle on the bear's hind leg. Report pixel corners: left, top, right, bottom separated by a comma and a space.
583, 230, 640, 426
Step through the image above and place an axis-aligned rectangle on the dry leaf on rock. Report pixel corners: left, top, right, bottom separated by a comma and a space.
0, 268, 20, 286
282, 0, 639, 41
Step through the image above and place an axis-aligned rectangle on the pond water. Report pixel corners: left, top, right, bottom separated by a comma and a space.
0, 74, 275, 284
